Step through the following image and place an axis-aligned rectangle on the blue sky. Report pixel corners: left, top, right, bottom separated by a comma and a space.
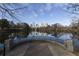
0, 3, 77, 26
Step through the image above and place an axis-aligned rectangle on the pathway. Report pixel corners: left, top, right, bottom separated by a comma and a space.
5, 41, 75, 56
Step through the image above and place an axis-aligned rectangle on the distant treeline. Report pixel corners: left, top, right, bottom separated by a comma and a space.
0, 19, 31, 33
32, 22, 79, 37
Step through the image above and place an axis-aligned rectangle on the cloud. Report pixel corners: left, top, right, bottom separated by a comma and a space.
31, 11, 38, 18
39, 8, 45, 15
45, 3, 52, 11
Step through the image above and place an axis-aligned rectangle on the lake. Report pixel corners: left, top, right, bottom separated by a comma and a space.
0, 31, 79, 51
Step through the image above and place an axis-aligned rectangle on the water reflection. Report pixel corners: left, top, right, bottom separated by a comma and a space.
0, 32, 11, 43
9, 32, 74, 45
0, 31, 79, 55
58, 33, 73, 40
0, 31, 30, 55
58, 33, 79, 50
29, 32, 48, 36
8, 31, 30, 48
0, 31, 11, 55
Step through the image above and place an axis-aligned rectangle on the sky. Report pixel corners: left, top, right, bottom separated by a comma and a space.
0, 3, 78, 26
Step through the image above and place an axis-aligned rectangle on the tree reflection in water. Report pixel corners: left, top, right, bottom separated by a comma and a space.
0, 31, 11, 56
0, 31, 30, 56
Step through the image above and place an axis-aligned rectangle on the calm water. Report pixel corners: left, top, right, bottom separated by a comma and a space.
0, 32, 79, 50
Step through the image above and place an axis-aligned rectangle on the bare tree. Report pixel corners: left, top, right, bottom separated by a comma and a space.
61, 3, 79, 14
0, 3, 28, 22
